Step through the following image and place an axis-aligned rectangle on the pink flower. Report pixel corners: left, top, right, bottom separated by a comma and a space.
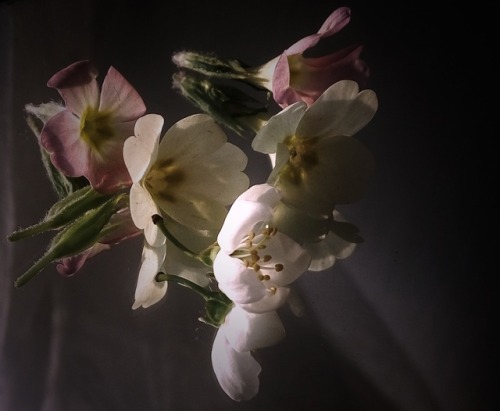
40, 60, 146, 194
254, 7, 369, 107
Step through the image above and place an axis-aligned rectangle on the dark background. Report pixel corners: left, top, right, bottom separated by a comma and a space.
0, 1, 494, 410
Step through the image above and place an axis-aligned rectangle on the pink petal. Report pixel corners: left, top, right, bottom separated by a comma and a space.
286, 7, 351, 55
41, 110, 89, 177
99, 66, 146, 122
56, 243, 110, 276
47, 60, 100, 116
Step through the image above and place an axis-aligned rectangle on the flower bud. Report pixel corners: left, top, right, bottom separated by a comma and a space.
14, 194, 124, 287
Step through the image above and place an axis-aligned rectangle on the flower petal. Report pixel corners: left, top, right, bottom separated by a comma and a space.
211, 327, 261, 401
214, 252, 267, 304
132, 242, 167, 309
297, 80, 378, 139
239, 287, 291, 314
123, 114, 163, 182
252, 102, 307, 154
286, 7, 351, 55
223, 305, 285, 352
99, 66, 146, 121
47, 60, 99, 116
40, 110, 89, 177
217, 184, 281, 252
129, 183, 165, 247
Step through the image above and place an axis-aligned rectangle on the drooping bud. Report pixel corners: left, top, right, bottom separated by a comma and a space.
172, 51, 249, 80
8, 186, 110, 241
14, 193, 124, 287
172, 72, 270, 137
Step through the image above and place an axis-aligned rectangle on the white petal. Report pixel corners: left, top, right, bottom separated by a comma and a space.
123, 114, 163, 182
217, 184, 281, 252
132, 242, 167, 309
252, 102, 307, 154
129, 184, 166, 247
211, 328, 261, 401
296, 80, 378, 139
263, 233, 311, 286
222, 305, 285, 351
239, 287, 291, 314
158, 113, 226, 160
214, 252, 267, 304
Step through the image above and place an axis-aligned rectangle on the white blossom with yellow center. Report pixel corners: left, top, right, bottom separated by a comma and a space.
252, 79, 377, 216
214, 184, 311, 313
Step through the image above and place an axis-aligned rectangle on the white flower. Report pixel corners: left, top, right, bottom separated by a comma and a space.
211, 304, 285, 401
214, 184, 311, 313
252, 80, 377, 215
123, 113, 249, 241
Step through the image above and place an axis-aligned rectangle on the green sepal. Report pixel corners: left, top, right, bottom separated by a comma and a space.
8, 186, 111, 241
201, 297, 233, 327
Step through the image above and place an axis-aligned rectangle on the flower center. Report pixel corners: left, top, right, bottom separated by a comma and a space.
145, 158, 185, 203
280, 135, 318, 185
231, 225, 284, 293
80, 107, 115, 152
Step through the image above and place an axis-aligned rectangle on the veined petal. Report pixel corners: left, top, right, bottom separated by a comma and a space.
156, 193, 230, 231
158, 113, 227, 160
123, 114, 163, 182
286, 7, 351, 55
278, 135, 375, 211
297, 80, 378, 139
47, 60, 99, 116
213, 252, 267, 304
41, 110, 89, 177
99, 66, 146, 121
86, 137, 133, 194
129, 183, 165, 247
132, 242, 167, 309
211, 328, 261, 402
252, 102, 307, 154
222, 305, 285, 352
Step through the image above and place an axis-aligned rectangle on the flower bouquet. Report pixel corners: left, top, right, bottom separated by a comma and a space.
7, 6, 378, 401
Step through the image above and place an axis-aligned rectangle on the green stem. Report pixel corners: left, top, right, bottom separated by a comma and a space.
155, 272, 224, 302
151, 214, 201, 260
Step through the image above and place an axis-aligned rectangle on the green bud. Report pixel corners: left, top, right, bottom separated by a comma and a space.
172, 72, 270, 137
8, 186, 110, 241
14, 193, 124, 287
172, 51, 249, 80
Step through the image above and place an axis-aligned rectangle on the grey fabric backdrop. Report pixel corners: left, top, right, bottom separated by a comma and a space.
0, 1, 493, 410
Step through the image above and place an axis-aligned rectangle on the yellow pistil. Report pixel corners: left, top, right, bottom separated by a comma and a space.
145, 158, 186, 203
80, 107, 115, 152
280, 134, 319, 186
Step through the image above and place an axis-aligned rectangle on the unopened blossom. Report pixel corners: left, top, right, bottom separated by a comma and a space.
252, 80, 377, 216
214, 184, 311, 313
56, 206, 141, 276
40, 60, 146, 194
123, 113, 249, 239
250, 7, 369, 107
211, 304, 285, 401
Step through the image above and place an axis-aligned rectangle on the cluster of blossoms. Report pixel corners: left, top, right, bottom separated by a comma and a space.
8, 7, 378, 402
